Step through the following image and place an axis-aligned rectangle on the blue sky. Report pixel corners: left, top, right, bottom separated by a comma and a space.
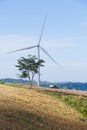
0, 0, 87, 82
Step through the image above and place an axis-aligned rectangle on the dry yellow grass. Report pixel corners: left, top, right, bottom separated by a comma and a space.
0, 84, 87, 130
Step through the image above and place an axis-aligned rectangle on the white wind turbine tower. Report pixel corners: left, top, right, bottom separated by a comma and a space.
7, 16, 61, 86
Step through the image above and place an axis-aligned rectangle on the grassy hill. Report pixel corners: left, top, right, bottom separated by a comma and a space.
0, 84, 87, 130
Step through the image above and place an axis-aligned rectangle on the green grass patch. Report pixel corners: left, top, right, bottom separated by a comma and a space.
35, 89, 87, 121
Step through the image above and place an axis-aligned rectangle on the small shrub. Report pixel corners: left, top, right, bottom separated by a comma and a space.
0, 81, 5, 84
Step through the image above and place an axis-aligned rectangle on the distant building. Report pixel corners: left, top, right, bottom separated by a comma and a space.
49, 85, 57, 89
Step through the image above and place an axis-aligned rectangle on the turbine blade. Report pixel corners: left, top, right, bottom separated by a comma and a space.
38, 15, 47, 45
40, 47, 61, 69
7, 45, 37, 54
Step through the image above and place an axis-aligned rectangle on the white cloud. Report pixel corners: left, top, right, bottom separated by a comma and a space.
63, 61, 87, 64
0, 34, 38, 52
43, 42, 75, 49
0, 34, 77, 54
80, 22, 87, 27
63, 36, 82, 41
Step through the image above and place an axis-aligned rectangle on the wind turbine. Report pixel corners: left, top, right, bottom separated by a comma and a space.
7, 16, 61, 86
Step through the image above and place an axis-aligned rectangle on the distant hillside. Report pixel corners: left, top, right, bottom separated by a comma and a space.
0, 78, 29, 84
0, 84, 87, 130
40, 81, 87, 91
0, 78, 87, 91
0, 78, 37, 85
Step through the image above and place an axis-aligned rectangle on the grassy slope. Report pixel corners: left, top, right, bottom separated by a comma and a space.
34, 87, 87, 120
0, 84, 87, 130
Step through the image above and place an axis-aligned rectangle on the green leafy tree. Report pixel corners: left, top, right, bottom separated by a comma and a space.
15, 55, 44, 86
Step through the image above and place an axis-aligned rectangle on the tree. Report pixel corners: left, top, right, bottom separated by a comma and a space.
15, 55, 45, 86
